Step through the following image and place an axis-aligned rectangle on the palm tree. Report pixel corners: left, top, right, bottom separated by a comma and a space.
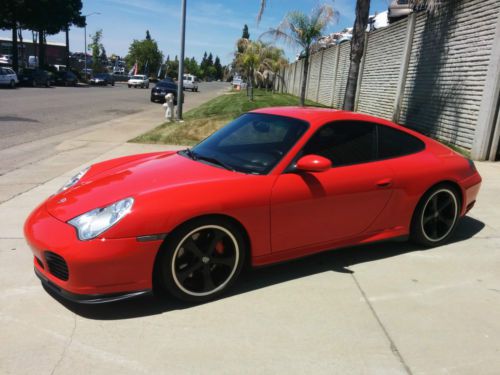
261, 5, 336, 106
259, 46, 288, 92
236, 40, 267, 101
257, 1, 441, 111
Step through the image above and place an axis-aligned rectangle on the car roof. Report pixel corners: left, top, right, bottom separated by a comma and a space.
250, 106, 430, 141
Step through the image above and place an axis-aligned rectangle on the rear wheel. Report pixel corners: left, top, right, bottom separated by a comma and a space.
9, 80, 15, 88
158, 218, 246, 303
411, 185, 461, 247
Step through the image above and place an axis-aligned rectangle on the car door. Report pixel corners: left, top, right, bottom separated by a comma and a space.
270, 120, 394, 253
0, 68, 6, 84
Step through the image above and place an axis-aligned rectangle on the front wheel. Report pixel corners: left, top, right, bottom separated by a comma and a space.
158, 218, 246, 303
410, 185, 461, 247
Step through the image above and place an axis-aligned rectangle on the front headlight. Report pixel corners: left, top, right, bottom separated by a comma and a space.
68, 197, 134, 240
58, 167, 90, 193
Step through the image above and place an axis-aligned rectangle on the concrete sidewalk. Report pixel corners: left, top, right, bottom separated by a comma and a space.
0, 100, 499, 374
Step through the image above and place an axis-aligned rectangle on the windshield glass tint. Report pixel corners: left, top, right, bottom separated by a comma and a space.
132, 75, 144, 79
188, 113, 308, 174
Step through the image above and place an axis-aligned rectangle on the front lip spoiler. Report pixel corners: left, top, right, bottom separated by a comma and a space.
35, 268, 152, 304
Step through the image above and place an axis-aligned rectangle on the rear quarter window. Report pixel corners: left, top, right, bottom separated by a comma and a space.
377, 125, 425, 159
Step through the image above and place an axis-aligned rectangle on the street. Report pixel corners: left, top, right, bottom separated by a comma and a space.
0, 82, 228, 175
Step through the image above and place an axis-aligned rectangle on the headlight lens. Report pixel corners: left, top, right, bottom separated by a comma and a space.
58, 167, 89, 193
68, 197, 134, 240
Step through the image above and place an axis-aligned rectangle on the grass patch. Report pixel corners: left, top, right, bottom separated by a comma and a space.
131, 89, 323, 146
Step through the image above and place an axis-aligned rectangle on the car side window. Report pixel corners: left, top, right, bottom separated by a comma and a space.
377, 125, 425, 159
302, 121, 377, 167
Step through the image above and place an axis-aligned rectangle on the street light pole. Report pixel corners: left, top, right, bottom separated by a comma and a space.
176, 0, 187, 121
83, 12, 100, 80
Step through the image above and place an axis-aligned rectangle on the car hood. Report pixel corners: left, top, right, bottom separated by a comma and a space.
46, 151, 241, 222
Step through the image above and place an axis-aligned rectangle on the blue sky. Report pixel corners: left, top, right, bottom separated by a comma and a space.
1, 0, 391, 65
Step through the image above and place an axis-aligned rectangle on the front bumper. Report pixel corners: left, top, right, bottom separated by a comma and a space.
24, 202, 163, 302
35, 268, 151, 304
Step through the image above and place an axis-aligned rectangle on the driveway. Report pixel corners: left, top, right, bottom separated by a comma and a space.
0, 87, 499, 374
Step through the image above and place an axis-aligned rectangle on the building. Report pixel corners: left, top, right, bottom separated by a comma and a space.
0, 37, 66, 67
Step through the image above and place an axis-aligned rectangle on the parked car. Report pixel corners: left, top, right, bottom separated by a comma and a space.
18, 68, 51, 87
183, 74, 198, 92
0, 54, 13, 65
128, 74, 149, 88
89, 73, 115, 86
53, 71, 78, 86
150, 78, 178, 104
0, 67, 19, 88
24, 108, 482, 304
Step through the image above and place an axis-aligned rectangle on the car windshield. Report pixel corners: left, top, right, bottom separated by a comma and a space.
94, 73, 107, 78
181, 113, 308, 174
132, 75, 144, 79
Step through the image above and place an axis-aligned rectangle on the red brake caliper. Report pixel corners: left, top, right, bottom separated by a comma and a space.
215, 240, 225, 255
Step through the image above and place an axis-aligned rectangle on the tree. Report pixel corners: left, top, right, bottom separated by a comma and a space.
0, 0, 24, 73
214, 56, 223, 80
258, 0, 441, 109
236, 40, 267, 100
89, 29, 104, 73
125, 32, 164, 77
22, 0, 85, 67
261, 5, 336, 106
343, 0, 370, 111
259, 46, 287, 92
242, 24, 250, 39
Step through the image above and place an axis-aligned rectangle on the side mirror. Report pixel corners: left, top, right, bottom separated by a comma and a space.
295, 155, 332, 173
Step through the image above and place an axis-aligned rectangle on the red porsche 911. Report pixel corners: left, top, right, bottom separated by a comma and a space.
24, 107, 482, 303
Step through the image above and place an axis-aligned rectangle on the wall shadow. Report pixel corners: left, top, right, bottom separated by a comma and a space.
50, 215, 485, 320
404, 1, 463, 145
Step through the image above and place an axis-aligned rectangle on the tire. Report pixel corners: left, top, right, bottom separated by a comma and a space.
158, 217, 246, 303
112, 82, 115, 86
32, 80, 37, 87
410, 184, 461, 247
146, 84, 149, 89
128, 84, 131, 88
9, 80, 15, 89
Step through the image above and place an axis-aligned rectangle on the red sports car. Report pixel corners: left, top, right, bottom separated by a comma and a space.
24, 107, 482, 303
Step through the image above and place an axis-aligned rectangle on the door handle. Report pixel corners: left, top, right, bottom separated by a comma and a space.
376, 178, 393, 188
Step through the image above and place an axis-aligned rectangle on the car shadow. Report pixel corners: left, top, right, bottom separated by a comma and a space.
51, 216, 485, 320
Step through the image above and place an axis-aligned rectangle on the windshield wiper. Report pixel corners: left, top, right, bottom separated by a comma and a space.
183, 148, 235, 172
195, 154, 235, 172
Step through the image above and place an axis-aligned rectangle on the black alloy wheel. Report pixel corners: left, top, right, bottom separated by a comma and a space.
411, 186, 460, 246
158, 218, 245, 302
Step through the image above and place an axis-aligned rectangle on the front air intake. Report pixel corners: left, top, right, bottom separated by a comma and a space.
44, 251, 69, 281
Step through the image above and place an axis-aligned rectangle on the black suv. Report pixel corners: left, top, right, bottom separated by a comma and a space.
19, 68, 51, 87
150, 78, 178, 104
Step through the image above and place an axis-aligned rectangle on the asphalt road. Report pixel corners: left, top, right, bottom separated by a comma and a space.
0, 82, 228, 176
0, 82, 226, 151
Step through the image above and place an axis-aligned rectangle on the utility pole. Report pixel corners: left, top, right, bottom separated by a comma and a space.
176, 0, 187, 121
83, 12, 100, 80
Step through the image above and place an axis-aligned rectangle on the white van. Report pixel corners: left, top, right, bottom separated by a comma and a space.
183, 74, 198, 92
